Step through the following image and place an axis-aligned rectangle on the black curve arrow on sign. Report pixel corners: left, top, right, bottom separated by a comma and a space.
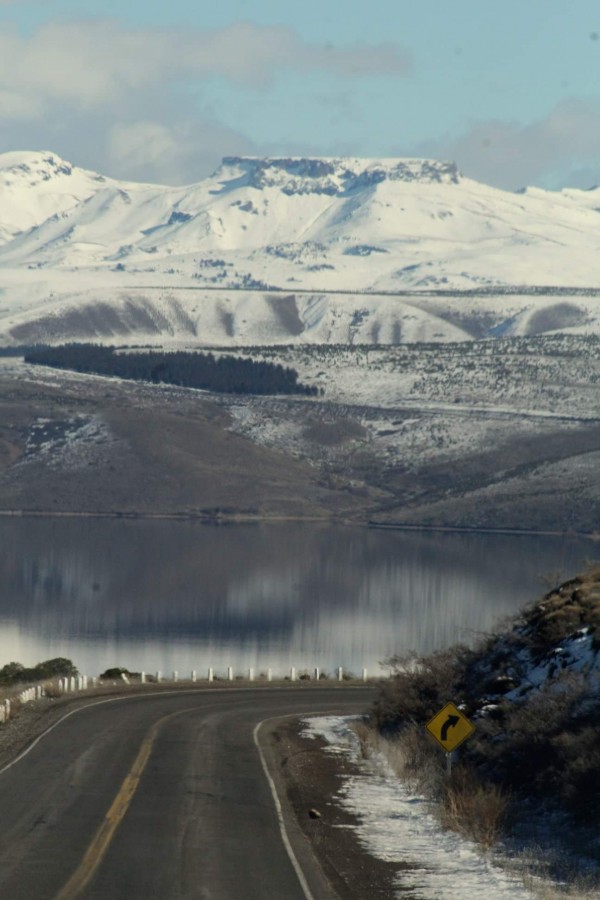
440, 714, 459, 741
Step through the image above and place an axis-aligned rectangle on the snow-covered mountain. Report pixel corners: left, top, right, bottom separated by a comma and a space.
1, 151, 600, 346
0, 151, 119, 246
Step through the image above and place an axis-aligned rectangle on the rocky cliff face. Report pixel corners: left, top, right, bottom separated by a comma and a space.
217, 156, 461, 194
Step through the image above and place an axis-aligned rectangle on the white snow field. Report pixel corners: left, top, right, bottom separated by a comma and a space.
1, 151, 600, 346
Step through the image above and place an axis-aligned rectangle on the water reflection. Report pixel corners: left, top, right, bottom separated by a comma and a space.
0, 519, 593, 676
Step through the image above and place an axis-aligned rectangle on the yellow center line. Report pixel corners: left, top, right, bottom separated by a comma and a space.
54, 706, 194, 900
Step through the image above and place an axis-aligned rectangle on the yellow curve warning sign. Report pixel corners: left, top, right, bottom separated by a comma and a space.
426, 702, 475, 753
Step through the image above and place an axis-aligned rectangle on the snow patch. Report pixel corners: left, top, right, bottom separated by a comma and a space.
302, 716, 534, 899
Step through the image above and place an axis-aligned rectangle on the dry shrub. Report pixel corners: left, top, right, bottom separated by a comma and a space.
581, 563, 600, 585
387, 726, 447, 795
43, 682, 62, 699
529, 564, 600, 648
522, 879, 600, 899
535, 606, 587, 646
369, 565, 600, 861
350, 719, 374, 759
519, 846, 600, 899
352, 719, 448, 797
441, 765, 508, 849
374, 645, 474, 733
351, 722, 507, 847
552, 727, 600, 823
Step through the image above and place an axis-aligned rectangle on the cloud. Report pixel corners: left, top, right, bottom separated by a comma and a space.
421, 98, 600, 190
107, 116, 256, 185
109, 122, 187, 176
0, 19, 410, 111
0, 18, 409, 183
0, 98, 256, 186
0, 87, 41, 118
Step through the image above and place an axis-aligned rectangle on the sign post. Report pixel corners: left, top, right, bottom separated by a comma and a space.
426, 702, 475, 775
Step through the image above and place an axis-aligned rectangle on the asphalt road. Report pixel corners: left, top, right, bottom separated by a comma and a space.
0, 687, 371, 900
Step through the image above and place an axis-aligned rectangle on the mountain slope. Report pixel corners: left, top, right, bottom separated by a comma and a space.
2, 152, 600, 346
0, 151, 121, 246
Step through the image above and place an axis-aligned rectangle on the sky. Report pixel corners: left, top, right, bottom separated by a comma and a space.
1, 0, 600, 190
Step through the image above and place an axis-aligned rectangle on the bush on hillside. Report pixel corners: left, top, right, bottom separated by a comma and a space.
99, 667, 140, 680
0, 657, 78, 684
373, 645, 476, 733
372, 564, 600, 826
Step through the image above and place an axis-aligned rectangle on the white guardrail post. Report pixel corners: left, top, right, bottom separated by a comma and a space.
0, 665, 377, 730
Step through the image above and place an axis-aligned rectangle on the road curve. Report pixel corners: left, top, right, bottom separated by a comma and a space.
0, 687, 371, 899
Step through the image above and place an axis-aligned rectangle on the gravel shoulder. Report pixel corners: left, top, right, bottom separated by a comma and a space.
263, 717, 408, 899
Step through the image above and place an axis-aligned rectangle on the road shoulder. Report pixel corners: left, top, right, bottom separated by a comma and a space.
262, 717, 408, 899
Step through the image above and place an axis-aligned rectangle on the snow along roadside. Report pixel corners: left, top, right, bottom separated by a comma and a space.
301, 716, 534, 900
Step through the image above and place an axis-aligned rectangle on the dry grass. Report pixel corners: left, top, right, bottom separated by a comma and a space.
366, 724, 508, 848
366, 564, 600, 897
351, 723, 600, 899
351, 719, 506, 846
42, 681, 63, 699
441, 766, 508, 849
528, 565, 600, 647
349, 720, 600, 897
519, 854, 600, 900
525, 881, 600, 899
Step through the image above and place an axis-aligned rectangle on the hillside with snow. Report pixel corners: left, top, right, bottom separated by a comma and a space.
366, 566, 600, 890
1, 151, 600, 346
293, 567, 600, 900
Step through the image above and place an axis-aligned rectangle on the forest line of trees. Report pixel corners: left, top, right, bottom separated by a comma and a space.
0, 657, 78, 685
24, 344, 318, 396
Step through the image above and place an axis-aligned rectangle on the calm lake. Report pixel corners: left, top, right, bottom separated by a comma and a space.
0, 519, 594, 678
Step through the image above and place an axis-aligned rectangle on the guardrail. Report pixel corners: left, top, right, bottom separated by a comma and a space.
0, 666, 373, 725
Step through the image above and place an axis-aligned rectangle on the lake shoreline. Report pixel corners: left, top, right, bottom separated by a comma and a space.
0, 506, 596, 540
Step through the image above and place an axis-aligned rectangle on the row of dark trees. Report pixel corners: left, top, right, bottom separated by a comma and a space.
0, 345, 39, 357
24, 344, 318, 396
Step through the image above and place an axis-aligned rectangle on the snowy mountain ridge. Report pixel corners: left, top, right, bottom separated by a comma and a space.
0, 151, 115, 245
1, 150, 600, 346
215, 156, 461, 194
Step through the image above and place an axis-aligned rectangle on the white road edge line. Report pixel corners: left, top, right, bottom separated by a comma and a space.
254, 717, 316, 900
